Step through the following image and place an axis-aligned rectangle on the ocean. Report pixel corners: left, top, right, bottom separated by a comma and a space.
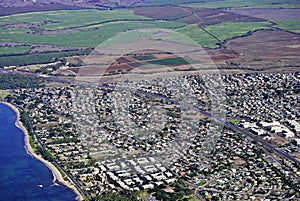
0, 103, 78, 201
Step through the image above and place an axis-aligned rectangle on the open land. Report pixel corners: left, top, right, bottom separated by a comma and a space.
227, 30, 300, 69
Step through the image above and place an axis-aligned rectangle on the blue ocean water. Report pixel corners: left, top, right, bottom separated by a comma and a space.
0, 103, 78, 201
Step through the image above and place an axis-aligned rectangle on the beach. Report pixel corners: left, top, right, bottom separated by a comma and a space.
1, 102, 83, 201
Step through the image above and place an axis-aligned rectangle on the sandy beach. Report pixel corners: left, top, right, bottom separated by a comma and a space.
1, 102, 83, 201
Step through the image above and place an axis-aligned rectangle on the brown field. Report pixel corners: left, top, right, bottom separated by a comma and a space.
133, 6, 265, 27
133, 6, 191, 20
205, 49, 236, 65
226, 30, 300, 70
0, 3, 82, 16
227, 9, 300, 21
177, 8, 265, 27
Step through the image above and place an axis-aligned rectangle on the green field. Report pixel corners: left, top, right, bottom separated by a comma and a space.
131, 0, 200, 6
0, 91, 9, 99
131, 57, 197, 67
205, 21, 272, 42
0, 50, 91, 66
176, 24, 218, 48
133, 55, 156, 60
0, 46, 31, 55
275, 20, 300, 34
181, 0, 300, 9
250, 4, 300, 8
0, 20, 184, 47
0, 9, 147, 30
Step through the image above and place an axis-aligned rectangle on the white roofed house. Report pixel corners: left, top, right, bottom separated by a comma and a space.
287, 120, 300, 133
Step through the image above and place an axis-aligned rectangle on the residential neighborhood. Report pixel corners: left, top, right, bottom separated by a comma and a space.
4, 72, 300, 200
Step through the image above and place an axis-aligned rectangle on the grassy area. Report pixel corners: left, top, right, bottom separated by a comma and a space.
0, 46, 31, 55
228, 119, 239, 125
0, 9, 147, 30
197, 181, 206, 186
0, 50, 90, 66
250, 4, 300, 8
131, 0, 200, 6
205, 21, 272, 42
0, 90, 9, 99
275, 20, 300, 34
133, 55, 156, 60
0, 20, 184, 47
176, 24, 218, 48
180, 0, 300, 9
131, 57, 197, 67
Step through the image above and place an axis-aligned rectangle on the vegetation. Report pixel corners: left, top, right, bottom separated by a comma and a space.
20, 110, 34, 136
176, 24, 218, 48
0, 90, 9, 99
0, 50, 90, 66
95, 191, 139, 201
0, 21, 183, 48
131, 57, 197, 67
275, 20, 300, 34
133, 55, 156, 61
228, 119, 239, 125
181, 0, 300, 9
205, 21, 272, 43
0, 46, 31, 56
128, 0, 201, 7
149, 179, 193, 201
0, 74, 44, 89
0, 10, 147, 29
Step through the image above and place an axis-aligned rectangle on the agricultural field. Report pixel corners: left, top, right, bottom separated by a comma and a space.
226, 30, 300, 69
0, 3, 299, 72
0, 50, 90, 66
180, 0, 300, 9
205, 21, 272, 42
0, 9, 147, 29
275, 20, 300, 34
0, 19, 184, 48
175, 24, 218, 48
133, 6, 191, 20
227, 9, 300, 21
0, 45, 30, 55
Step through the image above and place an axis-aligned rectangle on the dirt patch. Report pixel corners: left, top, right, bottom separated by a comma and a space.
227, 8, 300, 21
205, 49, 236, 65
29, 44, 90, 54
226, 30, 300, 69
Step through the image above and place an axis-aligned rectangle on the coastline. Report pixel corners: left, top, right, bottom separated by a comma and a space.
1, 102, 83, 201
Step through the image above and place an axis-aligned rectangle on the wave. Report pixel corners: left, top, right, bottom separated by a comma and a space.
24, 145, 34, 157
51, 183, 60, 187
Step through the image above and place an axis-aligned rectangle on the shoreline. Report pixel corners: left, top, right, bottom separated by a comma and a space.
1, 102, 83, 201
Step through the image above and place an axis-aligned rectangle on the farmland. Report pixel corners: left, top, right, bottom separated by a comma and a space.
0, 50, 91, 66
175, 24, 218, 48
181, 0, 300, 9
228, 9, 300, 21
0, 45, 30, 55
205, 21, 272, 42
275, 20, 300, 34
0, 3, 299, 73
0, 9, 147, 29
227, 30, 300, 69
